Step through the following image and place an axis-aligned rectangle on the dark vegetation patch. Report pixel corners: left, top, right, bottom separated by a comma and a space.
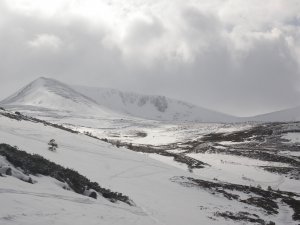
0, 111, 78, 134
262, 166, 300, 180
171, 176, 300, 221
201, 125, 275, 143
177, 122, 300, 179
281, 129, 300, 134
0, 144, 133, 205
214, 148, 300, 167
106, 140, 208, 169
214, 211, 275, 225
200, 122, 300, 147
136, 131, 147, 137
283, 198, 300, 221
240, 197, 278, 215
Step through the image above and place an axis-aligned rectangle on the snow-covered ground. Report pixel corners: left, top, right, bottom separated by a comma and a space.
0, 113, 299, 225
3, 104, 251, 147
33, 113, 251, 146
188, 153, 299, 193
283, 132, 300, 144
0, 115, 228, 225
0, 167, 151, 225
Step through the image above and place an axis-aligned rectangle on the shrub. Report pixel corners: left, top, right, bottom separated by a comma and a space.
268, 186, 272, 191
48, 139, 58, 151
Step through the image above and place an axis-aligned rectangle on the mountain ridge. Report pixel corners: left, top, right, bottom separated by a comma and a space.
3, 77, 300, 122
246, 105, 300, 122
0, 77, 238, 122
73, 85, 238, 122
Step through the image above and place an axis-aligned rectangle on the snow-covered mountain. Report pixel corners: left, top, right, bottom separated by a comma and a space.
0, 77, 238, 122
3, 77, 300, 122
73, 86, 238, 122
0, 77, 118, 117
248, 106, 300, 122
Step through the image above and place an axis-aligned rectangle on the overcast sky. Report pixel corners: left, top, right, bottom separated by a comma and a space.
0, 0, 300, 116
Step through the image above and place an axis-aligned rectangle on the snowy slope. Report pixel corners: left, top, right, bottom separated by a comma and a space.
0, 77, 119, 117
247, 106, 300, 122
73, 86, 238, 122
0, 155, 152, 225
1, 112, 298, 224
0, 113, 223, 225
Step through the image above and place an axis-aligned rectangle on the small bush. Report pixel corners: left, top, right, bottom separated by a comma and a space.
136, 132, 147, 137
268, 186, 272, 191
48, 139, 58, 151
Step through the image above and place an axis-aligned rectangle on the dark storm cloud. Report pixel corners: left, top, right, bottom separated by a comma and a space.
0, 0, 300, 116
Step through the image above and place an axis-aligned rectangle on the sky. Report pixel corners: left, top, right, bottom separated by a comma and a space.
0, 0, 300, 116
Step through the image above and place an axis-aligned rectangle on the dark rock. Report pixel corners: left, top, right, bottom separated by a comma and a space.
5, 167, 12, 175
89, 191, 97, 199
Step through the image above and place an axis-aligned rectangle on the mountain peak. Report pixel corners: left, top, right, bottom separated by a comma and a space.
30, 76, 64, 87
0, 77, 104, 114
35, 76, 50, 81
33, 76, 51, 82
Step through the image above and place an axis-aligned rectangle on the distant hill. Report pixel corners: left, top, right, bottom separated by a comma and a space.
247, 106, 300, 122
